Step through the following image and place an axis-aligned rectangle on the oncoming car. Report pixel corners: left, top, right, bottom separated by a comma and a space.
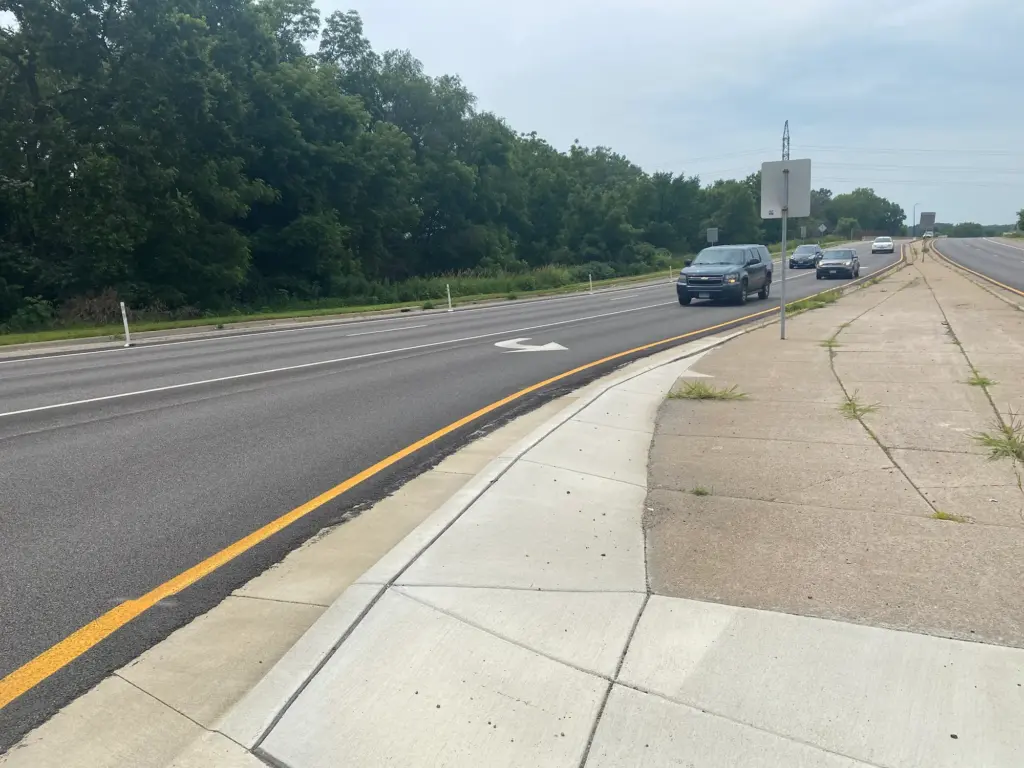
871, 236, 895, 254
816, 248, 860, 279
677, 245, 772, 306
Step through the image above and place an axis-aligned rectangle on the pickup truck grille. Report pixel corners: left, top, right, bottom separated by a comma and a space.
687, 275, 724, 286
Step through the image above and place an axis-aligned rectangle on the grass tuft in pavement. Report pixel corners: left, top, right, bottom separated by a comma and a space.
966, 370, 996, 388
839, 390, 879, 420
820, 337, 841, 350
973, 414, 1024, 463
787, 289, 841, 316
669, 381, 747, 401
932, 510, 968, 523
690, 486, 712, 497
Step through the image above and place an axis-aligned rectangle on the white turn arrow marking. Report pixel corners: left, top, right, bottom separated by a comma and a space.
495, 337, 568, 353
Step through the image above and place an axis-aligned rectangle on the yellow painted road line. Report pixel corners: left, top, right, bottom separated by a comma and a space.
0, 251, 905, 710
931, 241, 1024, 298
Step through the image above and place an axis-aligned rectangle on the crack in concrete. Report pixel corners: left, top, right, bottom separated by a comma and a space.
825, 263, 943, 517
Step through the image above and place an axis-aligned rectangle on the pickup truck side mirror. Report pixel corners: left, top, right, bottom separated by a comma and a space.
746, 258, 759, 267
684, 258, 693, 267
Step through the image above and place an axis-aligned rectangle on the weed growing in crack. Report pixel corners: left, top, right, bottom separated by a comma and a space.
839, 390, 879, 420
973, 413, 1024, 463
691, 486, 712, 497
787, 290, 841, 316
933, 510, 968, 523
966, 371, 996, 388
669, 381, 747, 401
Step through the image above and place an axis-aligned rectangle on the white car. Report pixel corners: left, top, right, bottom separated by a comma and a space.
923, 230, 934, 238
871, 236, 895, 254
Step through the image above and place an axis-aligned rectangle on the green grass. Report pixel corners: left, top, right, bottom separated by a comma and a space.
966, 371, 996, 388
820, 338, 841, 350
973, 414, 1024, 463
839, 390, 879, 420
0, 268, 677, 347
786, 289, 841, 316
932, 510, 968, 523
669, 381, 747, 401
691, 486, 712, 497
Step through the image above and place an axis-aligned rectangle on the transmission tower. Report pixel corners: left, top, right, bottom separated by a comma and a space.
782, 120, 790, 161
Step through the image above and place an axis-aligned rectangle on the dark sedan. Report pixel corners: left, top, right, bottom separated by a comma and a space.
816, 248, 860, 279
789, 244, 823, 268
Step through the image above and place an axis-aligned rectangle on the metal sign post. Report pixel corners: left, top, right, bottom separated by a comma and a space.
761, 158, 812, 341
800, 225, 807, 240
706, 227, 718, 246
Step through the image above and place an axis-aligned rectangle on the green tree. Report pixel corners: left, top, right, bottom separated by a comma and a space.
950, 222, 985, 238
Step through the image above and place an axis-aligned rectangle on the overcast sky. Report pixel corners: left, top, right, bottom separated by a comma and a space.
324, 0, 1023, 226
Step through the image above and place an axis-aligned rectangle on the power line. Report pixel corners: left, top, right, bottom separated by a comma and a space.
816, 177, 1022, 188
801, 144, 1022, 157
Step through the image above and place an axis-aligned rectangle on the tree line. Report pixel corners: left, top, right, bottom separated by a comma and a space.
0, 0, 908, 331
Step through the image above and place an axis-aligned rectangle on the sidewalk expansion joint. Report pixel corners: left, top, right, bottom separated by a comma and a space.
516, 458, 648, 489
230, 592, 331, 609
576, 593, 651, 768
113, 672, 252, 755
613, 678, 889, 768
391, 588, 618, 684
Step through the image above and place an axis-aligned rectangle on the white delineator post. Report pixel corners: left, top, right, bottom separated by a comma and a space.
446, 284, 453, 312
119, 301, 133, 348
589, 274, 593, 295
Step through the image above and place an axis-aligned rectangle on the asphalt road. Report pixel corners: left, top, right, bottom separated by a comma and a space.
0, 241, 900, 748
932, 237, 1024, 294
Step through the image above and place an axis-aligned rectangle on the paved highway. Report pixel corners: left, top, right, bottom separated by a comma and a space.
932, 237, 1024, 294
0, 241, 899, 747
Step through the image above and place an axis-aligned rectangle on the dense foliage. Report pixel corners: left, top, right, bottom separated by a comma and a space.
0, 0, 907, 330
933, 222, 1017, 237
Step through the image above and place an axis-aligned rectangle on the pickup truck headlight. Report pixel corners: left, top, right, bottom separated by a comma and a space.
678, 275, 687, 285
724, 275, 738, 284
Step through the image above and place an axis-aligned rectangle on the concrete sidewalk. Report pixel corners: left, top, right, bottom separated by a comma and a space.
217, 248, 1018, 767
6, 246, 1022, 767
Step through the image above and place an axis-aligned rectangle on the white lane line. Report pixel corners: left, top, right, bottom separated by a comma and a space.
0, 300, 677, 418
983, 237, 1024, 253
346, 324, 426, 337
0, 280, 675, 367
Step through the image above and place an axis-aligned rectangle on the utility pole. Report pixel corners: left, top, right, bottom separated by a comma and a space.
782, 120, 790, 161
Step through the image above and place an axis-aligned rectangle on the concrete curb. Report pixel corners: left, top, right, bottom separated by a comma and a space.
215, 250, 912, 752
214, 328, 754, 752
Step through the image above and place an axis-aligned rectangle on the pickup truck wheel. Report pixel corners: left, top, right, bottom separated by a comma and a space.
758, 280, 770, 300
678, 294, 691, 306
